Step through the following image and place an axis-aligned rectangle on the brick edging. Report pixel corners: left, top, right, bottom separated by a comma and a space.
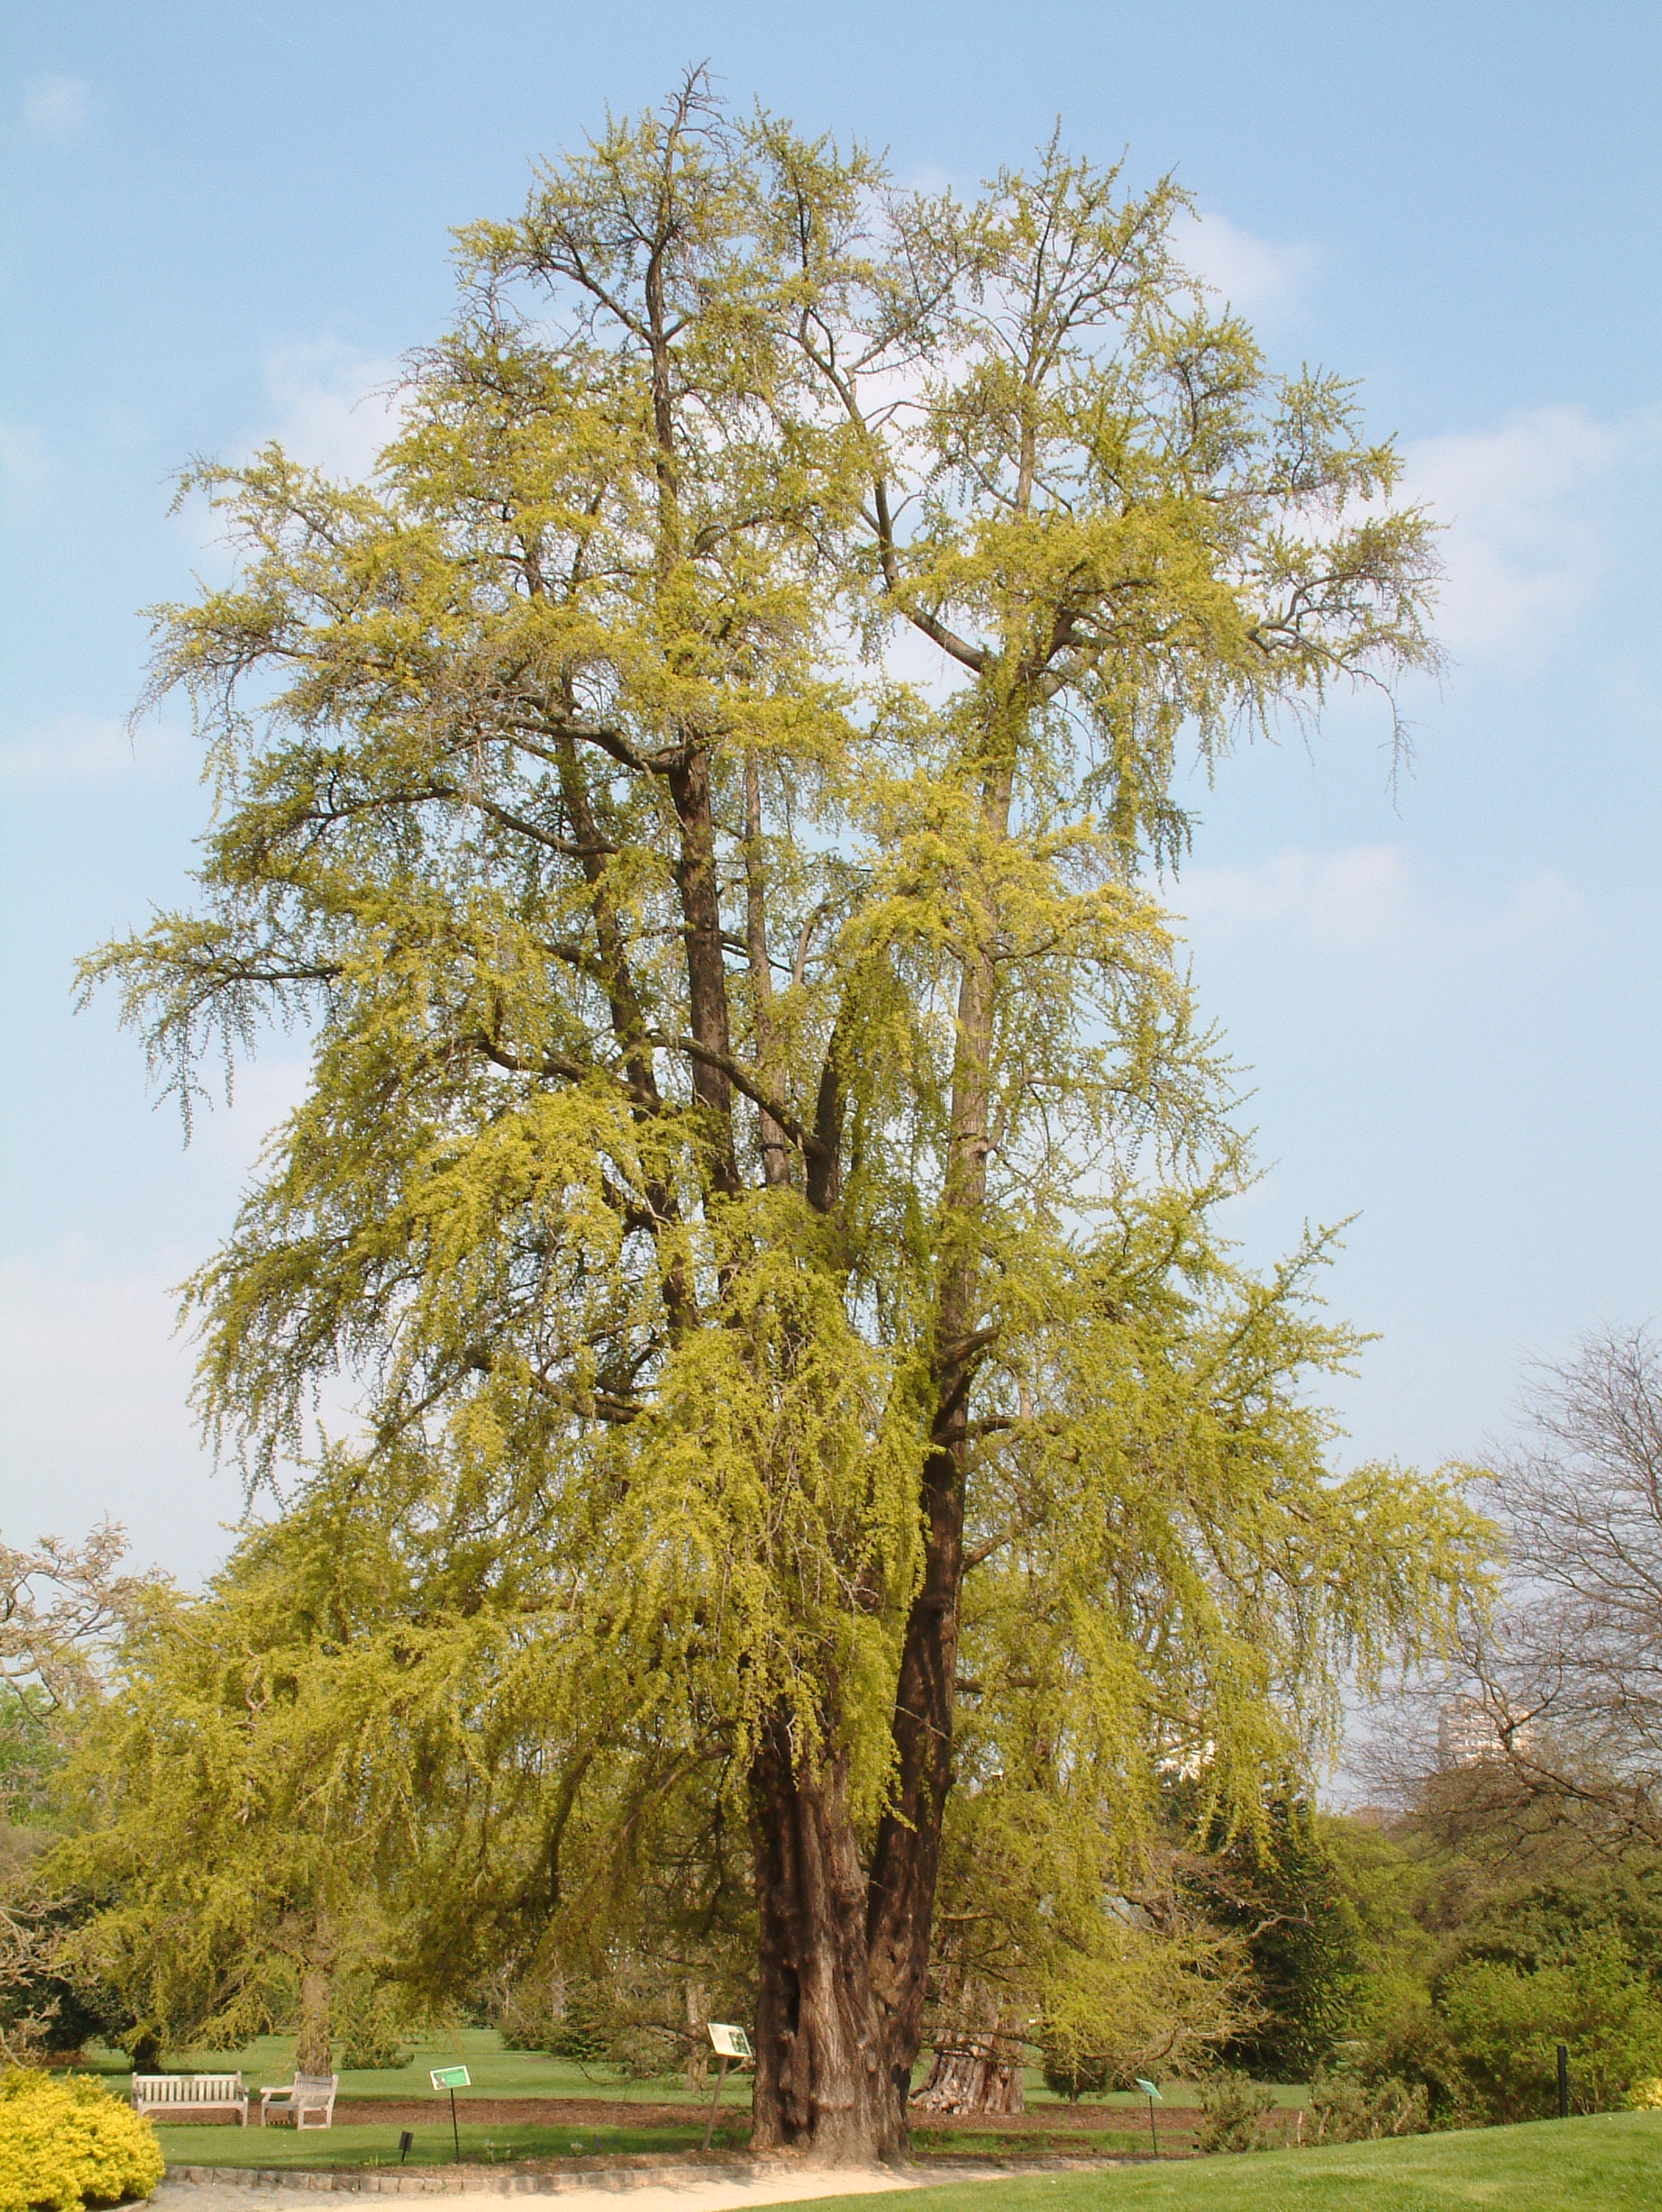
158, 2156, 1126, 2196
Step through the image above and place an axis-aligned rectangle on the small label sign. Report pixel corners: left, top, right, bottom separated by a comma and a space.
707, 2023, 753, 2060
1134, 2078, 1162, 2100
430, 2066, 471, 2090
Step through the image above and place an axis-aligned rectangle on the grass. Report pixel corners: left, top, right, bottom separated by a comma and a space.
910, 2127, 1148, 2160
73, 2026, 1271, 2113
791, 2112, 1662, 2212
77, 2025, 753, 2107
153, 2117, 754, 2171
74, 2026, 1301, 2123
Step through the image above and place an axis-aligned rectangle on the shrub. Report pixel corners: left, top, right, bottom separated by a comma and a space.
1437, 1933, 1662, 2121
330, 1980, 414, 2071
1627, 2077, 1662, 2110
1039, 2049, 1112, 2102
1305, 2068, 1428, 2144
0, 2068, 164, 2212
1197, 2071, 1275, 2153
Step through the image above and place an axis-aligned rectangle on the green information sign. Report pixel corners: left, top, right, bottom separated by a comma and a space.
430, 2066, 470, 2162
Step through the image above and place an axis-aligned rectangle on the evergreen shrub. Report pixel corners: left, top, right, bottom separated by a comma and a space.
1197, 2071, 1275, 2152
0, 2070, 163, 2212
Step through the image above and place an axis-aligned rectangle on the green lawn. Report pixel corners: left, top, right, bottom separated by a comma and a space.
788, 2113, 1662, 2212
79, 2025, 751, 2107
77, 2025, 1274, 2113
153, 2117, 754, 2171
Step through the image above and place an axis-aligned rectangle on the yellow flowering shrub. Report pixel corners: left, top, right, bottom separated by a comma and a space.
0, 2071, 164, 2212
1627, 2076, 1662, 2109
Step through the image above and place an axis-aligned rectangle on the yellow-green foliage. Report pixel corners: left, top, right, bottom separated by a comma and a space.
1627, 2077, 1662, 2109
0, 2071, 162, 2212
67, 82, 1491, 2087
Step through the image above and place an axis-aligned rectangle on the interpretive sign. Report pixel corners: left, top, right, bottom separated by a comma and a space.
708, 2024, 753, 2059
430, 2066, 469, 2160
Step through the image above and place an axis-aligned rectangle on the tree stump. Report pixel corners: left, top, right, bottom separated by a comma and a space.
910, 2032, 1024, 2115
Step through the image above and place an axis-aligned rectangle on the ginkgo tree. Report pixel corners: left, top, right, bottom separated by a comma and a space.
83, 78, 1489, 2157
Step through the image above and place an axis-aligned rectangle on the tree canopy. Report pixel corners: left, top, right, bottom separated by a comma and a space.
79, 79, 1487, 2154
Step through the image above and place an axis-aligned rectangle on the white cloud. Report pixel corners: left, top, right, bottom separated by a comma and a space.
0, 1243, 359, 1586
256, 341, 407, 481
194, 1058, 314, 1176
0, 1247, 219, 1581
173, 341, 409, 565
1404, 405, 1657, 662
0, 418, 52, 511
1179, 844, 1411, 944
0, 711, 186, 787
1175, 206, 1316, 316
1174, 844, 1578, 954
21, 73, 90, 143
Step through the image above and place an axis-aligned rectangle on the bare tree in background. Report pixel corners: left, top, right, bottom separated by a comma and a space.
0, 1523, 144, 1714
1363, 1329, 1662, 1852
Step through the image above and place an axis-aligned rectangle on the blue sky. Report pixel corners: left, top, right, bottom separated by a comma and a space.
4, 0, 1661, 1586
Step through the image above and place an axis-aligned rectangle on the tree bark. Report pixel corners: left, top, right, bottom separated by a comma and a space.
911, 2031, 1025, 2116
293, 1957, 333, 2075
861, 706, 1019, 2128
667, 741, 740, 1201
749, 1713, 904, 2162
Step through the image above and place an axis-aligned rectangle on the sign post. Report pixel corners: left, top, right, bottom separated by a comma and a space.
430, 2066, 470, 2163
702, 2024, 753, 2152
1134, 2078, 1162, 2160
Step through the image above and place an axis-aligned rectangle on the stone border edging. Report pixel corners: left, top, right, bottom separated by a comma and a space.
158, 2157, 1126, 2197
162, 2167, 758, 2196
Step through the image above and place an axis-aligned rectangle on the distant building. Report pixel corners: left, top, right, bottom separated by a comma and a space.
1438, 1696, 1532, 1767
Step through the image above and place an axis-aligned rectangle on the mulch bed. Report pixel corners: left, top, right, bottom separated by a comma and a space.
332, 2100, 732, 2128
329, 2096, 1194, 2143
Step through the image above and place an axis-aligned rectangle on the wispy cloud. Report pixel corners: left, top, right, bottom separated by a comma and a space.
1405, 405, 1659, 664
1173, 844, 1578, 954
1175, 206, 1317, 316
194, 1058, 315, 1174
255, 341, 407, 481
21, 73, 90, 143
170, 341, 408, 569
0, 1243, 358, 1584
0, 418, 52, 512
0, 712, 185, 787
0, 1247, 209, 1576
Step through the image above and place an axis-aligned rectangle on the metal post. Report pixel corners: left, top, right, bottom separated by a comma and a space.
1557, 2043, 1569, 2118
1146, 2091, 1159, 2159
701, 2053, 730, 2152
450, 2087, 462, 2162
398, 2132, 413, 2165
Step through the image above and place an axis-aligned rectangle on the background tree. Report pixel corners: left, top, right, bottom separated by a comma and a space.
0, 1530, 147, 2064
1458, 1327, 1662, 1849
48, 1480, 459, 2071
82, 83, 1487, 2157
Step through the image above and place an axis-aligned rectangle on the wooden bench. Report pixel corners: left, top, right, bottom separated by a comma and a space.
259, 2071, 339, 2129
130, 2072, 249, 2125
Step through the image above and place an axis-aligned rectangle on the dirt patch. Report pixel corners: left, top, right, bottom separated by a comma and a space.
322, 2097, 1191, 2154
331, 2100, 733, 2129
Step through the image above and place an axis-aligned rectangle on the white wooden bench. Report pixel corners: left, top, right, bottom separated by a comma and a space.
259, 2071, 339, 2128
130, 2072, 249, 2125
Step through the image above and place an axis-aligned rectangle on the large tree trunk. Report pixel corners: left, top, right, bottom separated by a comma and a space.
287, 1911, 335, 2077
749, 1714, 905, 2162
911, 2031, 1025, 2117
860, 719, 1018, 2131
293, 1964, 333, 2075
